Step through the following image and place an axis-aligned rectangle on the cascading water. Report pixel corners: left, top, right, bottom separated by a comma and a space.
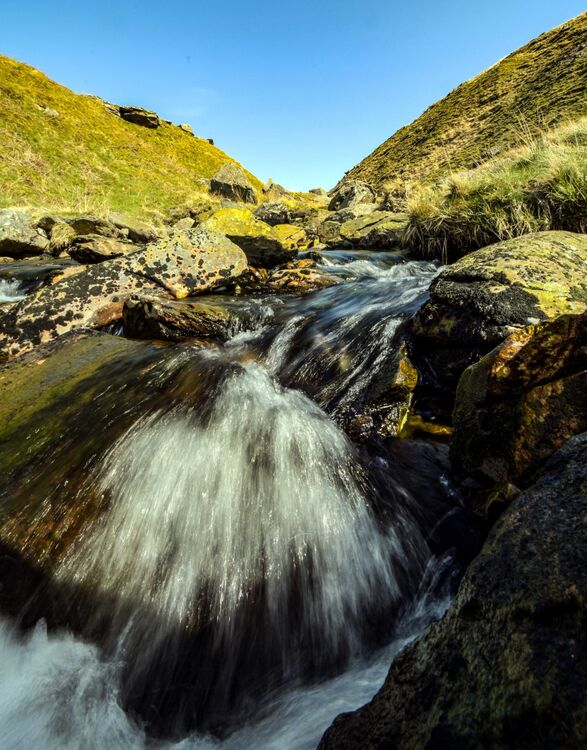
0, 249, 474, 749
0, 278, 26, 304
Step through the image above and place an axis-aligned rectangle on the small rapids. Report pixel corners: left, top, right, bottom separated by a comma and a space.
0, 249, 473, 748
0, 278, 26, 304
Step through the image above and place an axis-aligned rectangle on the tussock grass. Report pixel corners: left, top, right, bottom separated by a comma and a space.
401, 118, 587, 260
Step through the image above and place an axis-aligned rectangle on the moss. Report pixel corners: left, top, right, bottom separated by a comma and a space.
0, 55, 262, 223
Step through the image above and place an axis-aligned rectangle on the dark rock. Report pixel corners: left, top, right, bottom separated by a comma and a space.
0, 210, 49, 257
107, 212, 159, 243
65, 215, 124, 239
119, 106, 160, 128
319, 432, 587, 750
68, 235, 137, 263
254, 201, 293, 226
209, 163, 257, 204
328, 180, 377, 211
452, 311, 587, 485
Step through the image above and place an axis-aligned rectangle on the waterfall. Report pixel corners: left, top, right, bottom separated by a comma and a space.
55, 358, 429, 732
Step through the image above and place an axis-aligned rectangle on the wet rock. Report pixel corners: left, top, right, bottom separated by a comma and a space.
200, 208, 303, 267
209, 163, 257, 204
264, 267, 339, 293
328, 180, 377, 211
319, 432, 587, 750
68, 235, 137, 263
452, 310, 587, 485
0, 209, 49, 257
119, 105, 160, 128
410, 231, 587, 388
123, 295, 240, 341
0, 229, 247, 358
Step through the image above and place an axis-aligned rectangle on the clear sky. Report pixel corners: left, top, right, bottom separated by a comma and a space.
1, 1, 585, 190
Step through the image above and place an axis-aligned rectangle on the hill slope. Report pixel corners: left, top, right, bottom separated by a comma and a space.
0, 55, 261, 220
340, 12, 587, 189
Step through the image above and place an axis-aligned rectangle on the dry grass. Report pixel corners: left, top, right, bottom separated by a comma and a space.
401, 118, 587, 260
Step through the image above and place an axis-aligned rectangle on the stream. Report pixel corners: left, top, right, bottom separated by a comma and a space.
0, 249, 476, 749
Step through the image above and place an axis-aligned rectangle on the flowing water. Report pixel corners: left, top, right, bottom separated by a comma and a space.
0, 278, 27, 304
0, 249, 475, 748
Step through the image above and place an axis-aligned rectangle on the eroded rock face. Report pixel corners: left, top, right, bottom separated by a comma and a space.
328, 180, 377, 211
319, 433, 587, 750
451, 311, 587, 485
0, 229, 247, 358
209, 163, 257, 204
410, 231, 587, 388
0, 210, 49, 257
119, 106, 160, 128
200, 208, 306, 267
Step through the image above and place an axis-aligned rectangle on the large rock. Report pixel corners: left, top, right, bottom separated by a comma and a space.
119, 106, 160, 128
328, 180, 377, 211
319, 433, 587, 750
410, 231, 587, 388
200, 208, 305, 267
339, 211, 407, 247
0, 229, 247, 358
209, 163, 257, 204
0, 210, 49, 257
123, 295, 240, 341
254, 201, 293, 226
452, 311, 587, 485
107, 212, 159, 244
68, 235, 136, 263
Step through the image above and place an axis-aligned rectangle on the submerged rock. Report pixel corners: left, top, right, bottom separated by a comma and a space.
452, 310, 587, 485
0, 228, 247, 358
0, 209, 49, 257
319, 432, 587, 750
410, 231, 587, 388
209, 163, 257, 204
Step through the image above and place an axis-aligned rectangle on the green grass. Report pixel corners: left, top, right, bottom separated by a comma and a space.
0, 55, 263, 224
400, 118, 587, 260
339, 12, 587, 190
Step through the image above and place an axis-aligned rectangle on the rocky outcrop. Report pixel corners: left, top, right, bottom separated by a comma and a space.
0, 209, 49, 257
319, 432, 587, 750
68, 235, 136, 263
254, 201, 293, 226
119, 106, 160, 129
123, 295, 240, 341
452, 311, 587, 485
209, 163, 257, 204
328, 180, 376, 211
339, 211, 407, 247
0, 228, 247, 358
410, 231, 587, 387
200, 208, 307, 267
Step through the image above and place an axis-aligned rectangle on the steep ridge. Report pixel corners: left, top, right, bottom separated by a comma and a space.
0, 55, 262, 219
338, 12, 587, 189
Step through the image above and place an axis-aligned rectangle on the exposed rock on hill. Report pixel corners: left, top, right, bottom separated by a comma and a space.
319, 432, 587, 750
210, 163, 257, 204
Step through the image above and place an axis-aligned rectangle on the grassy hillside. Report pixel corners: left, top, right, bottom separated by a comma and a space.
0, 55, 262, 222
340, 12, 587, 190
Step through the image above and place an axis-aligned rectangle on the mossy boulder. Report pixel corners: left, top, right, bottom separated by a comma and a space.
0, 228, 247, 358
200, 208, 305, 267
0, 209, 49, 257
339, 211, 407, 247
410, 231, 587, 387
319, 432, 587, 750
451, 310, 587, 485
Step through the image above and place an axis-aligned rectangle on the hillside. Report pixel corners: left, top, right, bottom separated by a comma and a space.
0, 55, 262, 221
339, 12, 587, 190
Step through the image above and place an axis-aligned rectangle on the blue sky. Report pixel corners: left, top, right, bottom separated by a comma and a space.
1, 1, 585, 190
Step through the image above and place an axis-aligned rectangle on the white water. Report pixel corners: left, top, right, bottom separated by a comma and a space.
0, 278, 26, 304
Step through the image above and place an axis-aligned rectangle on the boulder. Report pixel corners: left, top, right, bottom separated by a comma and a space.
262, 179, 290, 200
68, 235, 137, 263
119, 106, 160, 129
123, 295, 240, 341
410, 231, 587, 388
309, 187, 327, 196
339, 211, 407, 247
264, 267, 339, 293
209, 163, 257, 204
328, 180, 377, 211
178, 123, 194, 135
107, 212, 159, 244
451, 311, 587, 485
0, 209, 49, 257
48, 221, 77, 255
0, 229, 247, 358
65, 215, 125, 239
200, 208, 302, 267
319, 432, 587, 750
254, 201, 293, 226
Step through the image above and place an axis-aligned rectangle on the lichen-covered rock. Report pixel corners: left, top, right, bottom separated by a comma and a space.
319, 432, 587, 750
451, 310, 587, 485
200, 208, 301, 267
264, 267, 339, 293
0, 229, 247, 358
65, 215, 125, 239
0, 209, 49, 257
123, 295, 240, 341
68, 235, 136, 263
107, 212, 159, 243
209, 163, 257, 204
119, 105, 160, 128
328, 180, 377, 211
339, 211, 407, 247
48, 221, 77, 255
410, 231, 587, 387
253, 201, 292, 226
